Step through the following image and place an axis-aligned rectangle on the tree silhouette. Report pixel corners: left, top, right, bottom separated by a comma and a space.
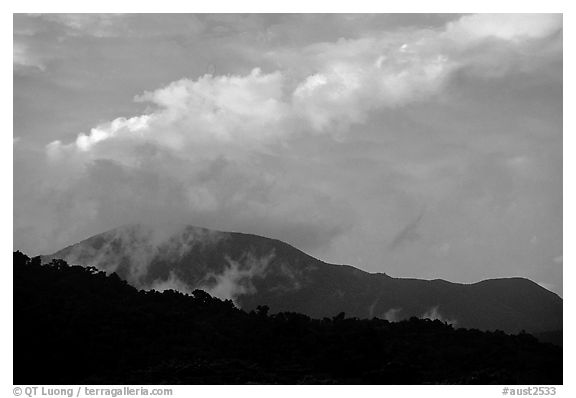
13, 251, 562, 385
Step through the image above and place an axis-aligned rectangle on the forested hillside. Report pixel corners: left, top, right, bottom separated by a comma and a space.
14, 251, 562, 385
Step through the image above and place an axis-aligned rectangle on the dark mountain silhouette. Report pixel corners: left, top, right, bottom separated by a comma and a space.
43, 224, 562, 334
14, 251, 562, 384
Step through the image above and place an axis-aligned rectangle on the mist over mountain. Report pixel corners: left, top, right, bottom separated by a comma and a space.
43, 223, 562, 334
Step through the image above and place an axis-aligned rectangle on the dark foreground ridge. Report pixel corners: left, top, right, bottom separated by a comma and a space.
14, 252, 562, 385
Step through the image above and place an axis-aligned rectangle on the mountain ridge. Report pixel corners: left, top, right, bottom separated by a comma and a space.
45, 223, 554, 287
42, 223, 562, 334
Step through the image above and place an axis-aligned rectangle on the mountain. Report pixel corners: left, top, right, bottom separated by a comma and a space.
43, 223, 562, 334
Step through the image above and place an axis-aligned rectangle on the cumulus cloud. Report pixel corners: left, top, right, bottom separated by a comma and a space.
46, 68, 290, 163
289, 38, 454, 132
135, 68, 289, 143
445, 13, 562, 42
46, 13, 561, 159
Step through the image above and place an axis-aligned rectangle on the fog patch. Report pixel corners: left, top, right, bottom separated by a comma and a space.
383, 307, 402, 322
367, 300, 378, 318
268, 262, 304, 293
421, 306, 457, 326
149, 271, 192, 294
200, 251, 275, 304
51, 223, 227, 288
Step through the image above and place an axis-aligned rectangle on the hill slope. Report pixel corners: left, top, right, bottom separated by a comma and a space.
43, 224, 562, 334
14, 251, 562, 384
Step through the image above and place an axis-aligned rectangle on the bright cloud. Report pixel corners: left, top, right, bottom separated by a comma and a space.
45, 13, 561, 158
445, 13, 562, 42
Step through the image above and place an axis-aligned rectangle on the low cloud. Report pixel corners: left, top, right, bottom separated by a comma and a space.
150, 271, 193, 294
18, 150, 352, 256
200, 252, 276, 304
55, 224, 226, 286
383, 308, 402, 322
46, 223, 283, 302
422, 306, 458, 326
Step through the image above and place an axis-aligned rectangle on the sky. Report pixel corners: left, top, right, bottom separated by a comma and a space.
13, 13, 563, 295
